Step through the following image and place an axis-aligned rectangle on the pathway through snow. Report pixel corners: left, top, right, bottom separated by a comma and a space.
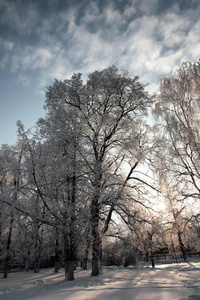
1, 259, 200, 299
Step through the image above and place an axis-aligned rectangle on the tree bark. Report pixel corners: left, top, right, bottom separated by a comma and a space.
3, 217, 14, 278
33, 234, 40, 273
67, 260, 75, 281
25, 251, 30, 272
63, 229, 76, 281
178, 231, 187, 261
90, 160, 102, 276
64, 144, 77, 281
91, 221, 101, 276
54, 236, 60, 273
82, 258, 88, 270
82, 228, 91, 270
92, 258, 99, 276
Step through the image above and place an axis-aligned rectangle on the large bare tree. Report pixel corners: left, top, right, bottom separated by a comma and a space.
54, 66, 153, 275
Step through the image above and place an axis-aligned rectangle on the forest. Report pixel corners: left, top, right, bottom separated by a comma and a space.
1, 60, 200, 281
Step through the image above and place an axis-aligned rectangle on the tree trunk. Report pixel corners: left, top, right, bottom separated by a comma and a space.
54, 258, 60, 273
0, 212, 2, 259
64, 147, 77, 281
54, 237, 60, 273
67, 260, 75, 281
3, 217, 14, 278
82, 257, 88, 270
34, 261, 40, 273
3, 261, 9, 279
64, 259, 69, 280
34, 247, 40, 273
67, 233, 76, 281
65, 259, 75, 281
33, 223, 42, 273
82, 229, 91, 270
178, 232, 187, 261
64, 259, 75, 281
99, 239, 103, 272
25, 251, 30, 272
145, 251, 149, 262
92, 258, 99, 276
63, 230, 76, 281
91, 162, 102, 276
91, 223, 100, 276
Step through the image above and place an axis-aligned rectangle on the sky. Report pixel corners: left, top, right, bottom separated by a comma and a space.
0, 0, 200, 146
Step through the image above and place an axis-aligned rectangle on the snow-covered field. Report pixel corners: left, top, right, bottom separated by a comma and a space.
1, 258, 200, 300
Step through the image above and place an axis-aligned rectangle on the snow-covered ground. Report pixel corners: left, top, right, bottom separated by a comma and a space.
1, 258, 200, 300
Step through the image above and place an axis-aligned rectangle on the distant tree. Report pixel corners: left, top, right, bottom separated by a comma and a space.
186, 215, 200, 253
162, 190, 189, 261
152, 60, 200, 259
0, 143, 24, 278
153, 60, 200, 201
16, 111, 83, 281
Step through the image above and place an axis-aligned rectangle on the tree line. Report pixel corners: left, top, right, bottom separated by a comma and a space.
1, 61, 200, 280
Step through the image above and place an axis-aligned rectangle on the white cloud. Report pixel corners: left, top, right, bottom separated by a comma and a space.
0, 0, 39, 35
118, 5, 200, 81
81, 1, 101, 24
3, 40, 14, 51
157, 13, 189, 48
184, 19, 200, 60
23, 47, 53, 69
123, 4, 137, 19
138, 0, 159, 15
0, 0, 200, 94
103, 2, 124, 27
0, 38, 15, 68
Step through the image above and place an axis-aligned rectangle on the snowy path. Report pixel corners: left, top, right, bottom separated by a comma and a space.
1, 261, 200, 300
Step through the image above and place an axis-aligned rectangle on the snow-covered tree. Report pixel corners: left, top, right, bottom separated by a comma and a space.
45, 66, 153, 275
0, 143, 24, 278
1, 66, 154, 279
153, 60, 200, 201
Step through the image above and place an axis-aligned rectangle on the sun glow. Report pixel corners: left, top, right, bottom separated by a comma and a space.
152, 197, 168, 216
157, 201, 166, 212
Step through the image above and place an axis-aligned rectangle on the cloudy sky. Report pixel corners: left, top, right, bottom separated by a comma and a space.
0, 0, 200, 146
